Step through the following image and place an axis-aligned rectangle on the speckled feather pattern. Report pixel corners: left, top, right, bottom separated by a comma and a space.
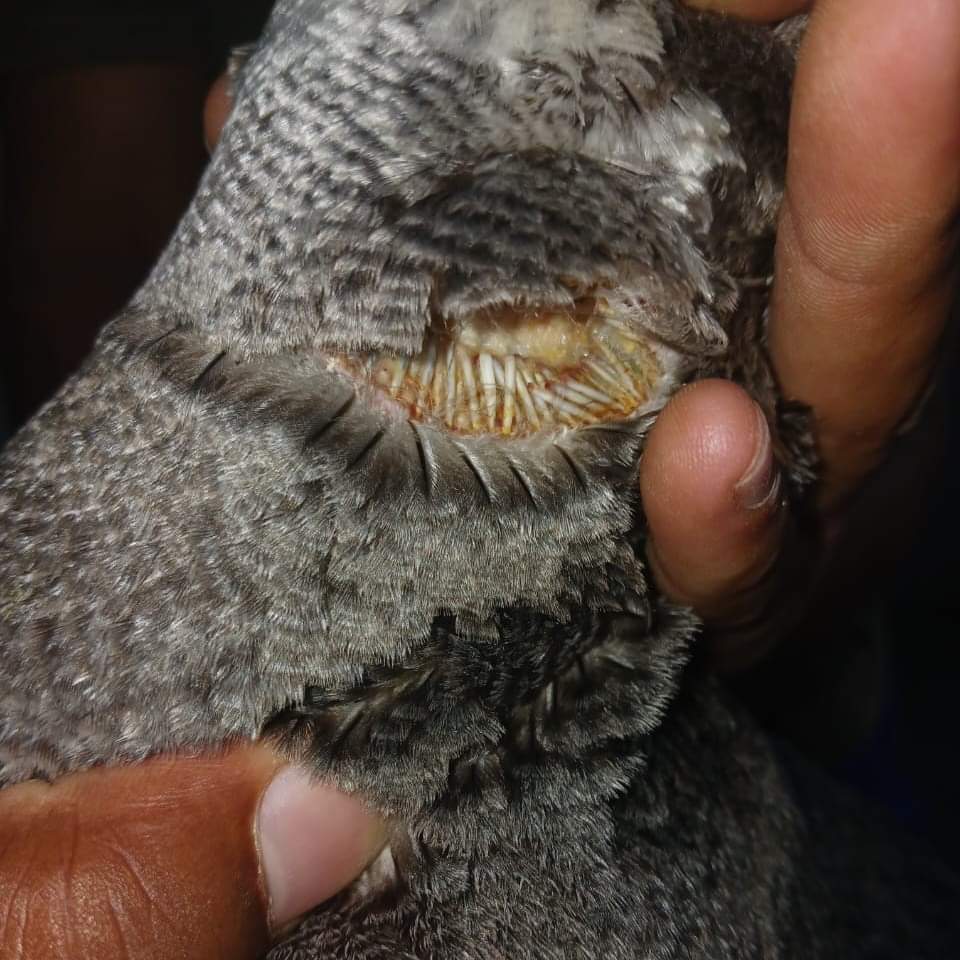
0, 1, 957, 957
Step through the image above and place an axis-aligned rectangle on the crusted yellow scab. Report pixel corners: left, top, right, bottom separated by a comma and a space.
457, 301, 600, 369
366, 296, 664, 437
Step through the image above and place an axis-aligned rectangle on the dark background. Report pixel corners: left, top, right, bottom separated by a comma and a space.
1, 1, 274, 428
2, 3, 958, 869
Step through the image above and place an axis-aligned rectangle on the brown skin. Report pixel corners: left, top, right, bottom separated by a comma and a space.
0, 65, 211, 426
1, 1, 957, 955
0, 748, 382, 960
0, 749, 279, 960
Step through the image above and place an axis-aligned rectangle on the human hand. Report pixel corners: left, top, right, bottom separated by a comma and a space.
643, 0, 959, 672
0, 747, 384, 959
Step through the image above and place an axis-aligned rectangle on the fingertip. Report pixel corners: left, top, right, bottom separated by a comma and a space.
7, 747, 388, 956
733, 403, 781, 512
257, 766, 387, 931
642, 380, 783, 612
643, 379, 771, 527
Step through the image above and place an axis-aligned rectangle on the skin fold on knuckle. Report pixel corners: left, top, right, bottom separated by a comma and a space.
0, 757, 272, 960
791, 0, 960, 251
107, 760, 272, 960
772, 197, 955, 507
0, 804, 155, 960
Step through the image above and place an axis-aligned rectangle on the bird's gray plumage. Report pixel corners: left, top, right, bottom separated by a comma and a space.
0, 1, 957, 957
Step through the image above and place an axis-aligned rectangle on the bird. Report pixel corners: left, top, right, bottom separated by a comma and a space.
0, 1, 957, 957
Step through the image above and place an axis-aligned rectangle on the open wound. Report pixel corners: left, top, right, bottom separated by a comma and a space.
353, 291, 667, 437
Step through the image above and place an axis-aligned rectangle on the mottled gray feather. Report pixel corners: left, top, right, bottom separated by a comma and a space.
1, 1, 957, 957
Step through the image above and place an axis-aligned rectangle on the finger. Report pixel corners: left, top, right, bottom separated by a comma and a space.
0, 747, 385, 960
641, 380, 786, 635
769, 0, 960, 509
203, 72, 232, 153
683, 0, 811, 20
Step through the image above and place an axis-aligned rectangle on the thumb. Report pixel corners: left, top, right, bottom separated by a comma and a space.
0, 746, 385, 960
641, 380, 794, 672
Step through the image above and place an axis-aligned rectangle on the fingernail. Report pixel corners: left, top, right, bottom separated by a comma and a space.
258, 767, 386, 930
734, 407, 779, 510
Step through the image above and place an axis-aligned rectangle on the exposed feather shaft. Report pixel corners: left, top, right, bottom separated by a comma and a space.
503, 355, 517, 435
366, 309, 664, 437
479, 353, 497, 431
